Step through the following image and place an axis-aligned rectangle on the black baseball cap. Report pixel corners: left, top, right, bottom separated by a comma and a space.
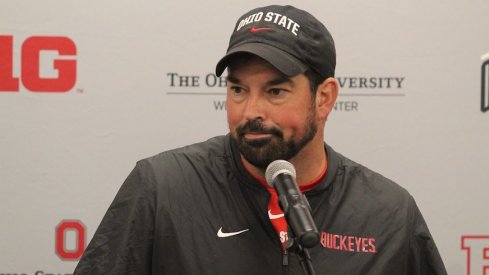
215, 5, 336, 78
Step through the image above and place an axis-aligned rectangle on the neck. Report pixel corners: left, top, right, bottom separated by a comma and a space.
241, 133, 327, 186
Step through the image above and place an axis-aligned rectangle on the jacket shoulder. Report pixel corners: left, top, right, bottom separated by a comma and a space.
329, 149, 412, 209
134, 135, 231, 188
141, 135, 229, 166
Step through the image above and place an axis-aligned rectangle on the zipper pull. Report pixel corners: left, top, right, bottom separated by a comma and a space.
282, 250, 289, 266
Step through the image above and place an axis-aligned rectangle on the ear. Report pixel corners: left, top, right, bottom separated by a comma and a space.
315, 77, 338, 121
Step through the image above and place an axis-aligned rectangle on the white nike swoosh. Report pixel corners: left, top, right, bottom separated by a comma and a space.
268, 210, 285, 220
217, 227, 249, 238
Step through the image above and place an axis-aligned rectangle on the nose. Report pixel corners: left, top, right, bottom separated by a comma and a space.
242, 92, 266, 121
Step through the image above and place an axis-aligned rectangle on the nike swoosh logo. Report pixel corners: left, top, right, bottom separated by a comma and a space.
217, 227, 249, 238
268, 210, 284, 220
250, 26, 273, 33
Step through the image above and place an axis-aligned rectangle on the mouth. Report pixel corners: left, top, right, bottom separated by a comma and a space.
239, 132, 274, 147
235, 119, 283, 146
243, 132, 273, 140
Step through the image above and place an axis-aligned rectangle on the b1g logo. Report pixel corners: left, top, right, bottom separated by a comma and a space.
461, 235, 489, 275
482, 52, 489, 113
56, 220, 86, 260
0, 35, 77, 92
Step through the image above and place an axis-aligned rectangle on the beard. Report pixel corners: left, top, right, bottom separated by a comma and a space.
231, 109, 318, 169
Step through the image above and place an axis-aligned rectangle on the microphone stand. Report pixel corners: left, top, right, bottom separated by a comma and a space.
286, 228, 316, 275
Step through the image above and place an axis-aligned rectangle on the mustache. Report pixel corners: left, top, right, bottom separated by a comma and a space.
236, 120, 283, 138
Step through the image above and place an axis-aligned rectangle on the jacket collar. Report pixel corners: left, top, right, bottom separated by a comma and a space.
225, 134, 339, 194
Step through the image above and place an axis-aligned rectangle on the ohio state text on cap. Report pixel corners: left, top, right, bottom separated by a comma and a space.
215, 5, 336, 79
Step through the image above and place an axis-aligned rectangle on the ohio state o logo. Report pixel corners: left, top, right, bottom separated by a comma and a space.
55, 220, 86, 260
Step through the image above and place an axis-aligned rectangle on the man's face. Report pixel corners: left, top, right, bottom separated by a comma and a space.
226, 56, 318, 169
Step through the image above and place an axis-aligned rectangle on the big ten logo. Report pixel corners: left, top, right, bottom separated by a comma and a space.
56, 220, 86, 261
482, 52, 489, 113
0, 35, 77, 92
461, 235, 489, 275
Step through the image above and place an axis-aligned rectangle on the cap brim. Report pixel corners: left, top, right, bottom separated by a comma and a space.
215, 43, 308, 77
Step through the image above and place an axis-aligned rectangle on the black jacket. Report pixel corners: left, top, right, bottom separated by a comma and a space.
74, 135, 447, 275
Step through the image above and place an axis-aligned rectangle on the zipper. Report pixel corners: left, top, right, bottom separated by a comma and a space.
282, 249, 289, 275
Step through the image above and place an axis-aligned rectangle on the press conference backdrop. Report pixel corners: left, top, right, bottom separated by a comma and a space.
1, 0, 488, 274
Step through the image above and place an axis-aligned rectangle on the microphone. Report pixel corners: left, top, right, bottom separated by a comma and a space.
265, 160, 320, 248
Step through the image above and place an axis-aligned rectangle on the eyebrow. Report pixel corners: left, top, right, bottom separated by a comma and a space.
266, 75, 294, 87
226, 74, 294, 87
226, 75, 241, 84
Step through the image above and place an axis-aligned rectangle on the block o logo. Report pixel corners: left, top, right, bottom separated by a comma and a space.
56, 220, 86, 261
0, 35, 77, 92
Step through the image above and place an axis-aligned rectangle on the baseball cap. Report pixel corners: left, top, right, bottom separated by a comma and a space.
215, 5, 336, 78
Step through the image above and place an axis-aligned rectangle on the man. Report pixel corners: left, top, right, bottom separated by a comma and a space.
74, 5, 447, 275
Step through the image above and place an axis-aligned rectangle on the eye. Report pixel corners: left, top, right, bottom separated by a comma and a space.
228, 86, 244, 95
227, 85, 247, 102
227, 83, 244, 95
268, 88, 286, 97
